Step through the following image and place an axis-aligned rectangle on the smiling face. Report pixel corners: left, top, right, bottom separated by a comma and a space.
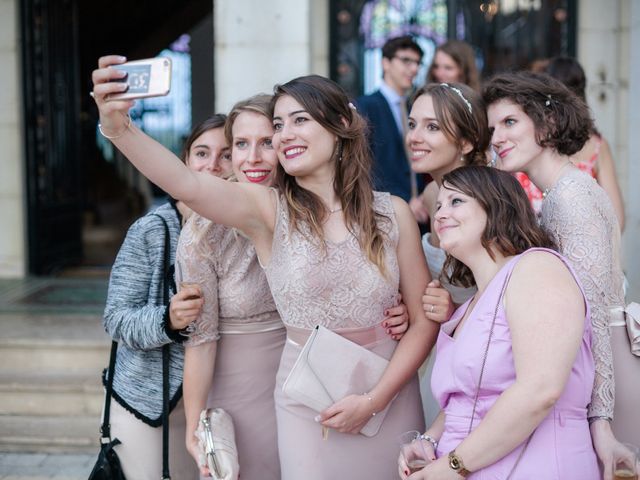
430, 51, 462, 84
488, 99, 545, 174
271, 94, 338, 179
406, 94, 468, 180
434, 183, 487, 257
230, 111, 277, 186
185, 128, 232, 177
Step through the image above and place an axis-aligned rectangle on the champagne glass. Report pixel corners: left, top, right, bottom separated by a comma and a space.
614, 443, 639, 480
399, 430, 429, 475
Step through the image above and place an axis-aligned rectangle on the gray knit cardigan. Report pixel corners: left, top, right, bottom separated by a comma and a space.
103, 201, 185, 425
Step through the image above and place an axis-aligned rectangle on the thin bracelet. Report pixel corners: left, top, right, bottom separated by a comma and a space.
363, 393, 376, 416
588, 415, 612, 425
98, 114, 132, 140
420, 433, 438, 450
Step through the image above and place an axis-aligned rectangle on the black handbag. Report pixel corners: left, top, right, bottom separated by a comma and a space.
89, 215, 174, 480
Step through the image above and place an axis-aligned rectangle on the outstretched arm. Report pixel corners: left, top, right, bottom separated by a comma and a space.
91, 55, 275, 240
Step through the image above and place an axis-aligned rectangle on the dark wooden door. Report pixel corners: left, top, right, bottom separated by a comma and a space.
21, 0, 83, 274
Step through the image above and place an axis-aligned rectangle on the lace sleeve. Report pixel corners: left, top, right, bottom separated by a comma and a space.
543, 183, 617, 419
176, 214, 221, 346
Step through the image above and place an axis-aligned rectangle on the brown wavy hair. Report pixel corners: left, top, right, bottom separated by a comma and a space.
483, 71, 593, 156
411, 82, 490, 167
270, 75, 390, 275
427, 40, 480, 91
441, 166, 557, 288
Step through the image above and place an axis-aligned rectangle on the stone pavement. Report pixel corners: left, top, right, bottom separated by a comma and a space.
0, 452, 95, 479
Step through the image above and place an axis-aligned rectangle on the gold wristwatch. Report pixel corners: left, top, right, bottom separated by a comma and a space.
448, 450, 471, 477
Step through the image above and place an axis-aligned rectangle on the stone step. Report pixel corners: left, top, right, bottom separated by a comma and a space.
0, 339, 110, 374
0, 313, 110, 374
0, 371, 104, 417
0, 414, 99, 454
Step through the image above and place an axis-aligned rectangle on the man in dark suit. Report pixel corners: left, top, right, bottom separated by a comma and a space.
356, 35, 428, 224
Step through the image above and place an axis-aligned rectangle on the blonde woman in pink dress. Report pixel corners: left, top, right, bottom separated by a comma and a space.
92, 57, 450, 478
400, 166, 599, 479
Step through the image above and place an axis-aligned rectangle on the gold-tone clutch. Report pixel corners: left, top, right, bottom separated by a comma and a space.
282, 325, 392, 437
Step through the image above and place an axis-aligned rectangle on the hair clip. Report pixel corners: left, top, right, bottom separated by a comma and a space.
348, 102, 357, 111
545, 95, 552, 107
440, 83, 472, 114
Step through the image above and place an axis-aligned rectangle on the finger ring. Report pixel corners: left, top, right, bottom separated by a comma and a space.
430, 304, 435, 313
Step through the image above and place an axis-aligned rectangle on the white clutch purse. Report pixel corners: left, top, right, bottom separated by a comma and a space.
282, 325, 392, 437
196, 408, 239, 480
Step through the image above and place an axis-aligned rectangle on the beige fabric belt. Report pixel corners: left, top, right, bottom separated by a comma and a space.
219, 317, 284, 335
285, 321, 389, 348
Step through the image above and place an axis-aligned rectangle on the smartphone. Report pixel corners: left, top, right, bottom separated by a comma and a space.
107, 57, 172, 101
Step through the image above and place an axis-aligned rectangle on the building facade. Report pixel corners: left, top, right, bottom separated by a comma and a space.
1, 0, 639, 298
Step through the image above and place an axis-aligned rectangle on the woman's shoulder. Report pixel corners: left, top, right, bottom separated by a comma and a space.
509, 248, 578, 291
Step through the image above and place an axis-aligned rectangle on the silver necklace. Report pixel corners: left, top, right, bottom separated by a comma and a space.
542, 161, 572, 198
328, 206, 342, 214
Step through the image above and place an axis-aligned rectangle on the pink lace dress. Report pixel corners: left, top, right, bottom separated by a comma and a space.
542, 168, 639, 444
176, 215, 285, 480
432, 248, 599, 479
264, 192, 424, 480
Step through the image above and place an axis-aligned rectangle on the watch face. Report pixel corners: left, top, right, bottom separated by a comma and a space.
450, 457, 461, 469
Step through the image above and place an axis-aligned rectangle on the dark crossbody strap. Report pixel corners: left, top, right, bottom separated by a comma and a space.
153, 214, 173, 480
467, 271, 534, 479
99, 340, 118, 443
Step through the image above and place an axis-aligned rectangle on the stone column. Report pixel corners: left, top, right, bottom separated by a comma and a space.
214, 0, 329, 113
578, 0, 639, 299
0, 0, 26, 277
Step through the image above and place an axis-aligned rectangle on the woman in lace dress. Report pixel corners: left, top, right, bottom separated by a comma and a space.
176, 95, 285, 480
515, 56, 625, 228
484, 71, 638, 479
406, 82, 489, 426
92, 59, 445, 478
178, 96, 412, 479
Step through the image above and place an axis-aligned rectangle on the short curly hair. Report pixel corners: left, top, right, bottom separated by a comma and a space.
483, 71, 592, 156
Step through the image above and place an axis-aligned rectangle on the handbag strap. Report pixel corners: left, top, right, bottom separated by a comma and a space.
99, 340, 118, 443
153, 214, 173, 480
466, 269, 534, 479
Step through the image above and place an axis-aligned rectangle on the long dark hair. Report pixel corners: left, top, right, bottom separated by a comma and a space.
271, 75, 390, 275
441, 166, 557, 288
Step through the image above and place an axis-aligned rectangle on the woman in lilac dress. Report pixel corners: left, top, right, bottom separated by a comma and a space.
400, 167, 598, 479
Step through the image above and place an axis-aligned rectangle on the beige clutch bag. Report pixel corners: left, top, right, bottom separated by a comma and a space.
282, 325, 392, 437
196, 408, 239, 480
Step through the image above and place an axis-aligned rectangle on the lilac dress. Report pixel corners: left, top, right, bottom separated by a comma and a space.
431, 248, 599, 479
